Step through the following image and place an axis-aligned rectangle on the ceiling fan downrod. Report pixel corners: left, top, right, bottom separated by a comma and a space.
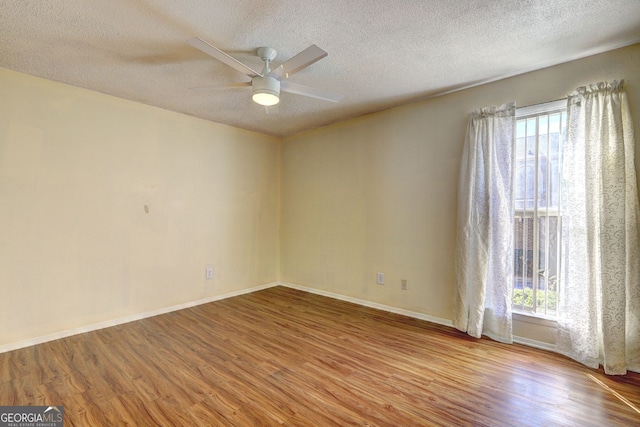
253, 47, 280, 106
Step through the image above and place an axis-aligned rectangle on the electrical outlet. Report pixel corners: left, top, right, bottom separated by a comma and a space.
401, 279, 408, 290
205, 267, 214, 280
376, 272, 385, 285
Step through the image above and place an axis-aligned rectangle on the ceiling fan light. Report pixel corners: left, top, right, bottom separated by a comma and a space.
252, 76, 280, 106
252, 91, 279, 106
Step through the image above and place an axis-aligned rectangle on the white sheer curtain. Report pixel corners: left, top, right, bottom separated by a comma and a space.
454, 102, 515, 344
558, 80, 640, 375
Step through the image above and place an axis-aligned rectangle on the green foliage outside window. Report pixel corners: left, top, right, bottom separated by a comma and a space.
513, 288, 557, 311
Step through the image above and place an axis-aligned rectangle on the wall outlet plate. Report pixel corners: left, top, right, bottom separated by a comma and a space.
401, 279, 408, 290
376, 272, 384, 285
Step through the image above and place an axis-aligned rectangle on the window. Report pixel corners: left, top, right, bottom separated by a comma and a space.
512, 101, 566, 318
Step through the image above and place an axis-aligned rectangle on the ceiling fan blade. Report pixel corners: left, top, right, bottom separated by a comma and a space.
281, 81, 343, 103
274, 45, 328, 79
190, 82, 251, 91
187, 37, 262, 78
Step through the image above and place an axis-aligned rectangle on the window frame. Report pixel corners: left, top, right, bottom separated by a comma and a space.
512, 99, 566, 320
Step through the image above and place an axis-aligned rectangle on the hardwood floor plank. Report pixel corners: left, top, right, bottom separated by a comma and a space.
261, 374, 346, 427
1, 286, 639, 426
92, 394, 142, 427
113, 393, 156, 427
63, 391, 109, 427
187, 396, 239, 427
267, 368, 372, 426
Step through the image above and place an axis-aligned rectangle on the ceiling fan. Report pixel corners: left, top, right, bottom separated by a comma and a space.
187, 37, 343, 107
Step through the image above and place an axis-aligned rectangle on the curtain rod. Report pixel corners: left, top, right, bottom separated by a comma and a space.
518, 97, 567, 109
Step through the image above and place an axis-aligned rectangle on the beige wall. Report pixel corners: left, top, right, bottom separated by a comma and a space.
281, 43, 640, 345
0, 68, 280, 347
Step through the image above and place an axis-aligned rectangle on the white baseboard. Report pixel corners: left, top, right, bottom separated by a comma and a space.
279, 281, 556, 352
513, 336, 556, 352
0, 282, 279, 354
2, 280, 556, 355
278, 281, 454, 327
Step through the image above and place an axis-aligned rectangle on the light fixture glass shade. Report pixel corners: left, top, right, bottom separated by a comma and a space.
252, 76, 280, 106
252, 91, 279, 106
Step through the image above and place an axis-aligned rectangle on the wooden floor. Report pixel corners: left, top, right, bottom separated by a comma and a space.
1, 286, 639, 426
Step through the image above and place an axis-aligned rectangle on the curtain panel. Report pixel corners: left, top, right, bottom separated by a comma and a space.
454, 102, 515, 344
558, 80, 640, 375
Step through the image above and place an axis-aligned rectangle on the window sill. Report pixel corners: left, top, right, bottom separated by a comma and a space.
512, 311, 557, 328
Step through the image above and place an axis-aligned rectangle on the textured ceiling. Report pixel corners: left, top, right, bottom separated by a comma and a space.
1, 1, 640, 137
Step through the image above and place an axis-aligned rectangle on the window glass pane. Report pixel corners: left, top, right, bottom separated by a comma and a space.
549, 112, 561, 134
538, 129, 549, 209
516, 119, 526, 140
525, 118, 536, 210
514, 216, 534, 310
538, 115, 548, 136
515, 119, 527, 211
